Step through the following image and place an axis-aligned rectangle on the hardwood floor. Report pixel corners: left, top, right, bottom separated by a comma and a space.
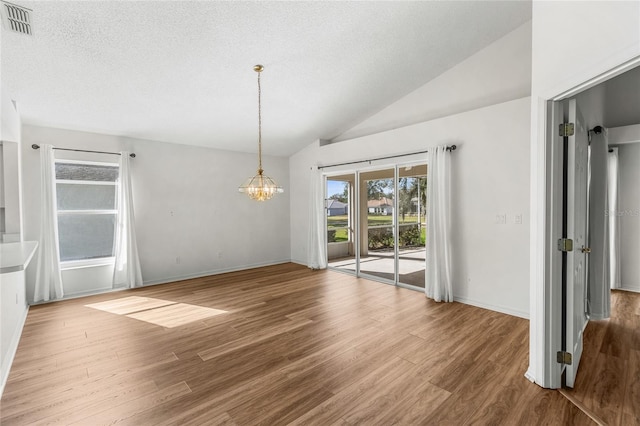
1, 263, 593, 425
562, 289, 640, 426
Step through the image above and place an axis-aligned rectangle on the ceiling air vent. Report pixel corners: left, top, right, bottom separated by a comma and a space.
1, 1, 32, 35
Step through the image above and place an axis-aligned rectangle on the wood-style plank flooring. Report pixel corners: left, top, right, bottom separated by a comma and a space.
562, 289, 640, 425
1, 263, 594, 425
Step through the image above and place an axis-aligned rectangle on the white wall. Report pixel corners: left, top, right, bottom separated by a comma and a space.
617, 142, 640, 292
291, 97, 531, 318
531, 1, 640, 99
22, 125, 291, 301
1, 141, 23, 241
529, 0, 640, 387
334, 21, 532, 143
0, 92, 24, 241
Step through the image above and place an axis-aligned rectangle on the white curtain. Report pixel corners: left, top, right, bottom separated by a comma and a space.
34, 144, 64, 302
608, 147, 621, 289
425, 146, 453, 302
587, 132, 610, 320
307, 167, 327, 269
112, 152, 143, 288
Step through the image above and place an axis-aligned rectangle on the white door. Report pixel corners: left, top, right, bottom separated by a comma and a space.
564, 98, 590, 388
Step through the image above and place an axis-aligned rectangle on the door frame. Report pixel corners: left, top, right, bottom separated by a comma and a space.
323, 158, 428, 291
529, 55, 640, 389
358, 166, 398, 286
324, 170, 359, 277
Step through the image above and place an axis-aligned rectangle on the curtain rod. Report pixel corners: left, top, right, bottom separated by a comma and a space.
317, 145, 456, 170
31, 144, 136, 158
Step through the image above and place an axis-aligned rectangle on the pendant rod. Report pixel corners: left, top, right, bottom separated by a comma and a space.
257, 68, 262, 172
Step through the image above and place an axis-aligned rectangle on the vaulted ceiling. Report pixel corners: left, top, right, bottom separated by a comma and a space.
1, 1, 532, 156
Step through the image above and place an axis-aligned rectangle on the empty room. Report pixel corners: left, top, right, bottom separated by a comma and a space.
1, 1, 639, 425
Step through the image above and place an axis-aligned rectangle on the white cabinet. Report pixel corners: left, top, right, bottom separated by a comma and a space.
0, 241, 37, 396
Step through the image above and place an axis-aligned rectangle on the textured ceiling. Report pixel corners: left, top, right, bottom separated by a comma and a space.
1, 1, 532, 156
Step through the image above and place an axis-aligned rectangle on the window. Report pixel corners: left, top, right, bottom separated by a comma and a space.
55, 161, 119, 265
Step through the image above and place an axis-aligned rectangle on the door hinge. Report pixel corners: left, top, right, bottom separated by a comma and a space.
559, 122, 575, 137
557, 238, 574, 252
557, 351, 573, 365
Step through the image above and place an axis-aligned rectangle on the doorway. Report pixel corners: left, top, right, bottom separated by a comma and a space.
325, 162, 427, 291
546, 64, 640, 392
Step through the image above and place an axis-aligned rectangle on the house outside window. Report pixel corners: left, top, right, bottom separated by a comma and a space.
326, 179, 351, 243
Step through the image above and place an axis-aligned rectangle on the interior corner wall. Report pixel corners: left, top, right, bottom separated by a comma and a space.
290, 97, 531, 318
0, 90, 21, 143
574, 83, 605, 130
617, 142, 640, 292
21, 125, 291, 301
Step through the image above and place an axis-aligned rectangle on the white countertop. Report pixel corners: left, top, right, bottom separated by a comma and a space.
0, 241, 38, 274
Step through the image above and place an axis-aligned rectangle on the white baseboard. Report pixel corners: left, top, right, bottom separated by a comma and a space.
325, 266, 529, 319
453, 295, 529, 319
290, 258, 307, 267
524, 369, 536, 383
30, 260, 294, 306
142, 259, 293, 287
618, 285, 640, 293
0, 305, 29, 398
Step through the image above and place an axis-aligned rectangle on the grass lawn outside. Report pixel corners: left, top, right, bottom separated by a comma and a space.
327, 214, 423, 228
327, 215, 426, 245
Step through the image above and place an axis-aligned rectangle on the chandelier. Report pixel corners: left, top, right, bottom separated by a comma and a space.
238, 64, 284, 201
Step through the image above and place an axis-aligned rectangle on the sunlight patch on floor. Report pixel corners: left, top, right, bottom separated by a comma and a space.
85, 296, 175, 314
127, 303, 227, 328
85, 296, 227, 328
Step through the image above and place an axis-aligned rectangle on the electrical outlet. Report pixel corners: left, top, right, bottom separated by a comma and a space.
495, 214, 507, 225
218, 252, 223, 259
515, 214, 523, 225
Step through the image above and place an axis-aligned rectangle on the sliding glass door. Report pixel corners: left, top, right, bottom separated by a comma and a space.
359, 168, 396, 283
397, 164, 427, 288
325, 161, 427, 291
326, 174, 356, 274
